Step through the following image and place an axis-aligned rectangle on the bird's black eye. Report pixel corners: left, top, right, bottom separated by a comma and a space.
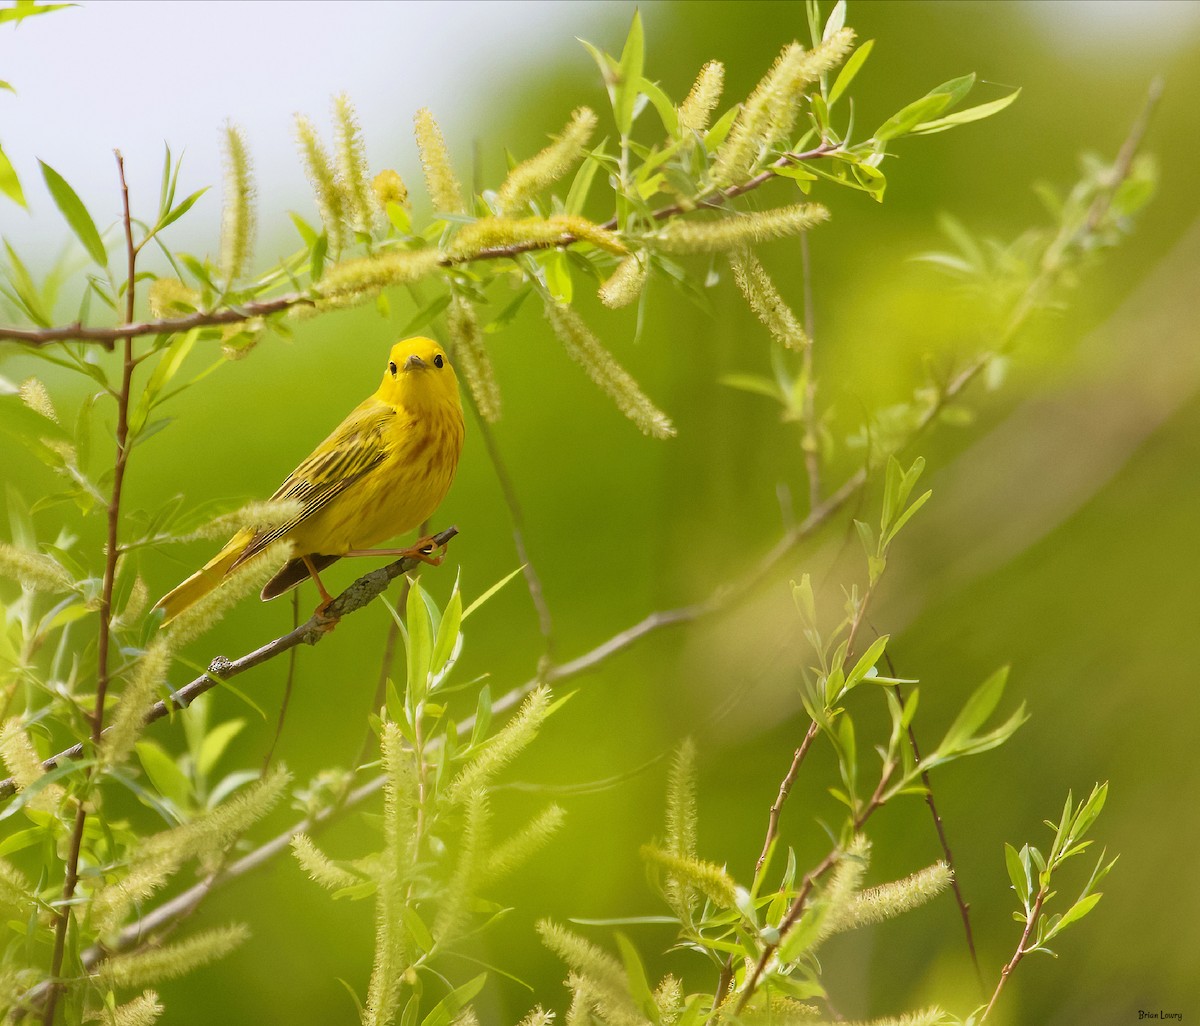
434, 354, 445, 369
388, 361, 397, 376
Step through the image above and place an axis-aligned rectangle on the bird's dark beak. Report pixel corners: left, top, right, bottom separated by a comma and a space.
404, 354, 427, 371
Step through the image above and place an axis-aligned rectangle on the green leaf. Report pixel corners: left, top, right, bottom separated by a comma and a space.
938, 666, 1009, 753
135, 740, 193, 809
470, 684, 492, 747
0, 145, 26, 208
419, 972, 487, 1026
430, 582, 463, 678
0, 3, 75, 25
543, 249, 573, 304
1044, 892, 1102, 941
156, 186, 208, 232
703, 104, 739, 150
638, 77, 679, 138
911, 89, 1021, 136
875, 94, 955, 142
615, 933, 660, 1024
462, 566, 523, 620
565, 147, 605, 216
845, 635, 889, 690
822, 0, 846, 39
614, 10, 645, 136
719, 373, 785, 402
386, 200, 412, 235
828, 39, 874, 106
3, 239, 51, 325
405, 580, 433, 701
1005, 842, 1031, 906
39, 161, 107, 267
197, 719, 245, 778
400, 905, 435, 953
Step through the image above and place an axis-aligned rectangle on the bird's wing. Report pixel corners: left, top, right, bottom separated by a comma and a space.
230, 399, 394, 566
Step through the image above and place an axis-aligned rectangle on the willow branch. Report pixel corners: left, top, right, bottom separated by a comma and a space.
0, 527, 459, 801
0, 143, 836, 348
42, 151, 140, 1026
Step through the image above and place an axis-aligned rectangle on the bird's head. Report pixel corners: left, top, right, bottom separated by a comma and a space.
377, 336, 461, 411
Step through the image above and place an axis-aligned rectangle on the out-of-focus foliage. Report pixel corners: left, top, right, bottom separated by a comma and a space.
0, 0, 1196, 1024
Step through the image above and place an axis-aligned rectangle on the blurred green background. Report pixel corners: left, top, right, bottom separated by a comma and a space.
3, 1, 1200, 1023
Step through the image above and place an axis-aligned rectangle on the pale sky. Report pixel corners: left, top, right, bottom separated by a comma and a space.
0, 0, 624, 267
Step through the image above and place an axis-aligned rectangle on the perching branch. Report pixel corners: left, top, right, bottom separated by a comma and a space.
0, 527, 459, 801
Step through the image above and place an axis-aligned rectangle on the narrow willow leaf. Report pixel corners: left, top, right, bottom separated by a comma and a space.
828, 39, 874, 106
614, 10, 645, 136
39, 161, 106, 267
0, 145, 26, 208
911, 89, 1022, 135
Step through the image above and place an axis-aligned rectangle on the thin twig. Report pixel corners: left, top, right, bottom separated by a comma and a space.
262, 591, 301, 775
470, 407, 555, 659
883, 650, 983, 994
753, 721, 819, 879
42, 152, 139, 1026
980, 889, 1048, 1022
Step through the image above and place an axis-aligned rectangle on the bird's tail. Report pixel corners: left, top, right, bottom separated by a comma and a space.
154, 531, 252, 627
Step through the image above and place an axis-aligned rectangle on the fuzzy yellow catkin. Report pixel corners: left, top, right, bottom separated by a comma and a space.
18, 377, 56, 422
444, 686, 552, 805
480, 803, 566, 885
0, 719, 64, 811
98, 924, 250, 989
543, 302, 676, 439
679, 60, 725, 133
184, 499, 306, 541
290, 833, 362, 891
598, 251, 648, 309
163, 540, 290, 647
0, 542, 73, 593
710, 28, 856, 190
516, 1008, 555, 1026
641, 845, 740, 910
103, 639, 170, 768
147, 277, 201, 319
494, 107, 597, 216
372, 169, 409, 211
655, 203, 830, 253
106, 991, 164, 1026
653, 977, 683, 1023
218, 122, 256, 282
414, 107, 466, 215
296, 114, 348, 253
315, 248, 441, 307
333, 93, 375, 234
832, 861, 954, 934
447, 295, 501, 422
729, 249, 811, 350
364, 723, 413, 1026
538, 924, 642, 1024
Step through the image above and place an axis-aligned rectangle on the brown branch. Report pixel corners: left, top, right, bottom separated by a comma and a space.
981, 888, 1048, 1022
42, 152, 140, 1026
0, 527, 460, 801
0, 143, 837, 348
754, 721, 819, 879
0, 293, 311, 346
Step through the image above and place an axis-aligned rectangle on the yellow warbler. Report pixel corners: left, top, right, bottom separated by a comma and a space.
155, 336, 464, 625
